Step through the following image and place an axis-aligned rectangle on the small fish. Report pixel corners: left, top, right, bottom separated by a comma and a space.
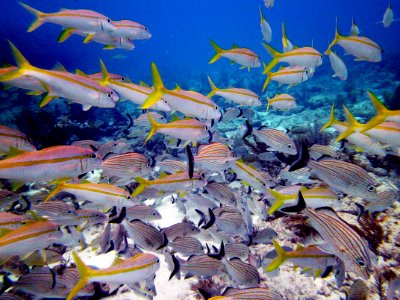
327, 50, 348, 80
263, 43, 322, 72
266, 240, 340, 274
171, 253, 225, 279
20, 3, 115, 33
221, 107, 244, 122
132, 112, 167, 129
207, 77, 261, 106
44, 181, 133, 209
222, 257, 260, 287
157, 159, 187, 174
251, 227, 277, 245
325, 20, 382, 62
0, 221, 62, 261
67, 252, 160, 300
142, 63, 220, 119
259, 7, 272, 42
218, 287, 283, 300
32, 201, 77, 225
230, 160, 272, 193
281, 22, 294, 52
209, 40, 261, 70
0, 145, 102, 182
95, 140, 133, 159
253, 128, 297, 155
184, 192, 219, 212
126, 205, 162, 221
224, 242, 249, 259
350, 17, 360, 36
364, 190, 399, 213
262, 65, 309, 91
194, 142, 237, 174
282, 192, 376, 279
381, 1, 394, 28
169, 236, 204, 256
162, 220, 200, 240
145, 113, 211, 143
110, 20, 152, 40
347, 279, 369, 300
264, 0, 275, 8
203, 181, 237, 206
0, 125, 36, 153
279, 166, 316, 185
266, 93, 296, 113
123, 219, 167, 251
213, 206, 250, 239
309, 144, 337, 160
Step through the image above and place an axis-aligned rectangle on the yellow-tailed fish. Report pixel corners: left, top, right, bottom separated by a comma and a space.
326, 50, 347, 80
321, 104, 385, 156
145, 113, 211, 144
0, 66, 45, 94
58, 29, 134, 50
350, 17, 360, 36
0, 42, 118, 111
267, 186, 339, 214
110, 20, 152, 40
282, 22, 294, 52
263, 43, 322, 72
209, 40, 261, 70
259, 6, 272, 42
359, 91, 400, 132
325, 20, 382, 62
66, 252, 160, 300
132, 171, 207, 197
0, 145, 102, 182
266, 240, 340, 273
262, 64, 309, 91
282, 192, 376, 280
0, 221, 62, 261
207, 76, 261, 106
253, 127, 297, 155
0, 125, 36, 153
44, 181, 133, 209
20, 3, 115, 33
142, 63, 220, 119
266, 93, 296, 112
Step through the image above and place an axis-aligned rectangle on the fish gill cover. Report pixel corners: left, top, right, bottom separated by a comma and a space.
0, 0, 399, 299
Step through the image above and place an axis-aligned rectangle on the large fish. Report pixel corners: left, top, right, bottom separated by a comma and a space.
282, 192, 376, 279
20, 3, 115, 33
209, 40, 261, 70
0, 145, 102, 182
67, 252, 160, 300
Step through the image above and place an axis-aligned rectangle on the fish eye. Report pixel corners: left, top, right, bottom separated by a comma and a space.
107, 93, 112, 98
156, 259, 160, 263
67, 210, 74, 214
356, 258, 366, 267
127, 195, 131, 199
204, 126, 208, 130
147, 287, 152, 291
215, 106, 218, 110
287, 144, 292, 148
121, 77, 125, 82
152, 212, 156, 215
107, 18, 111, 23
90, 154, 97, 159
257, 97, 261, 100
145, 27, 148, 31
367, 185, 375, 192
113, 142, 117, 146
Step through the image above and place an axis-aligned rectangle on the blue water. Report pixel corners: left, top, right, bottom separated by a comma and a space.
1, 0, 399, 87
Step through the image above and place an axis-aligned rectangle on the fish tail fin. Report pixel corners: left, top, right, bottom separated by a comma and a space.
325, 17, 342, 55
169, 253, 181, 280
262, 63, 272, 92
67, 251, 92, 300
142, 62, 165, 109
259, 6, 265, 21
209, 40, 223, 64
267, 189, 291, 214
145, 112, 161, 143
359, 91, 388, 132
0, 41, 32, 82
282, 22, 289, 49
262, 42, 280, 71
335, 105, 359, 142
266, 239, 286, 272
19, 2, 46, 32
57, 28, 74, 43
281, 191, 306, 213
131, 177, 149, 197
43, 182, 65, 202
99, 59, 111, 86
320, 103, 336, 132
206, 76, 219, 97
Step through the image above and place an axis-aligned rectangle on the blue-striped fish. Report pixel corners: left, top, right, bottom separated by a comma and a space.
194, 142, 237, 173
161, 220, 200, 240
122, 219, 167, 251
169, 236, 204, 256
157, 159, 187, 174
282, 192, 376, 279
126, 205, 162, 221
253, 128, 297, 155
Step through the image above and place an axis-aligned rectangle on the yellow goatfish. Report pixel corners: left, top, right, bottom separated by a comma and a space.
0, 145, 102, 182
67, 252, 160, 300
325, 19, 382, 62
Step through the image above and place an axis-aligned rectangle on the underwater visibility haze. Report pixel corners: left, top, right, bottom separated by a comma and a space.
0, 0, 400, 299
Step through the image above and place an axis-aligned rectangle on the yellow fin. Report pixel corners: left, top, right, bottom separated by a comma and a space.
67, 251, 92, 300
266, 239, 286, 272
19, 3, 45, 32
142, 63, 164, 109
209, 40, 223, 64
83, 33, 95, 44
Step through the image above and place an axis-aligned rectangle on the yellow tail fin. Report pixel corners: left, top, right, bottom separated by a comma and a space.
0, 41, 32, 82
282, 22, 289, 49
99, 59, 111, 86
209, 40, 223, 64
145, 112, 161, 143
19, 3, 46, 32
320, 104, 337, 132
43, 182, 66, 203
206, 76, 219, 97
262, 63, 272, 92
142, 62, 165, 109
359, 91, 389, 132
266, 239, 286, 272
335, 105, 360, 142
325, 17, 342, 55
131, 177, 149, 197
67, 251, 92, 300
262, 42, 281, 72
267, 189, 294, 214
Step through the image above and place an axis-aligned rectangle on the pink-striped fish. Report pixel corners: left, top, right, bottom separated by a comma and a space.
20, 3, 115, 33
263, 65, 309, 91
283, 192, 376, 279
266, 93, 296, 112
101, 152, 151, 180
110, 20, 152, 40
95, 140, 133, 159
0, 145, 102, 182
157, 159, 187, 174
0, 125, 36, 153
209, 40, 261, 70
0, 66, 45, 93
212, 287, 283, 300
194, 142, 236, 172
253, 128, 297, 155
